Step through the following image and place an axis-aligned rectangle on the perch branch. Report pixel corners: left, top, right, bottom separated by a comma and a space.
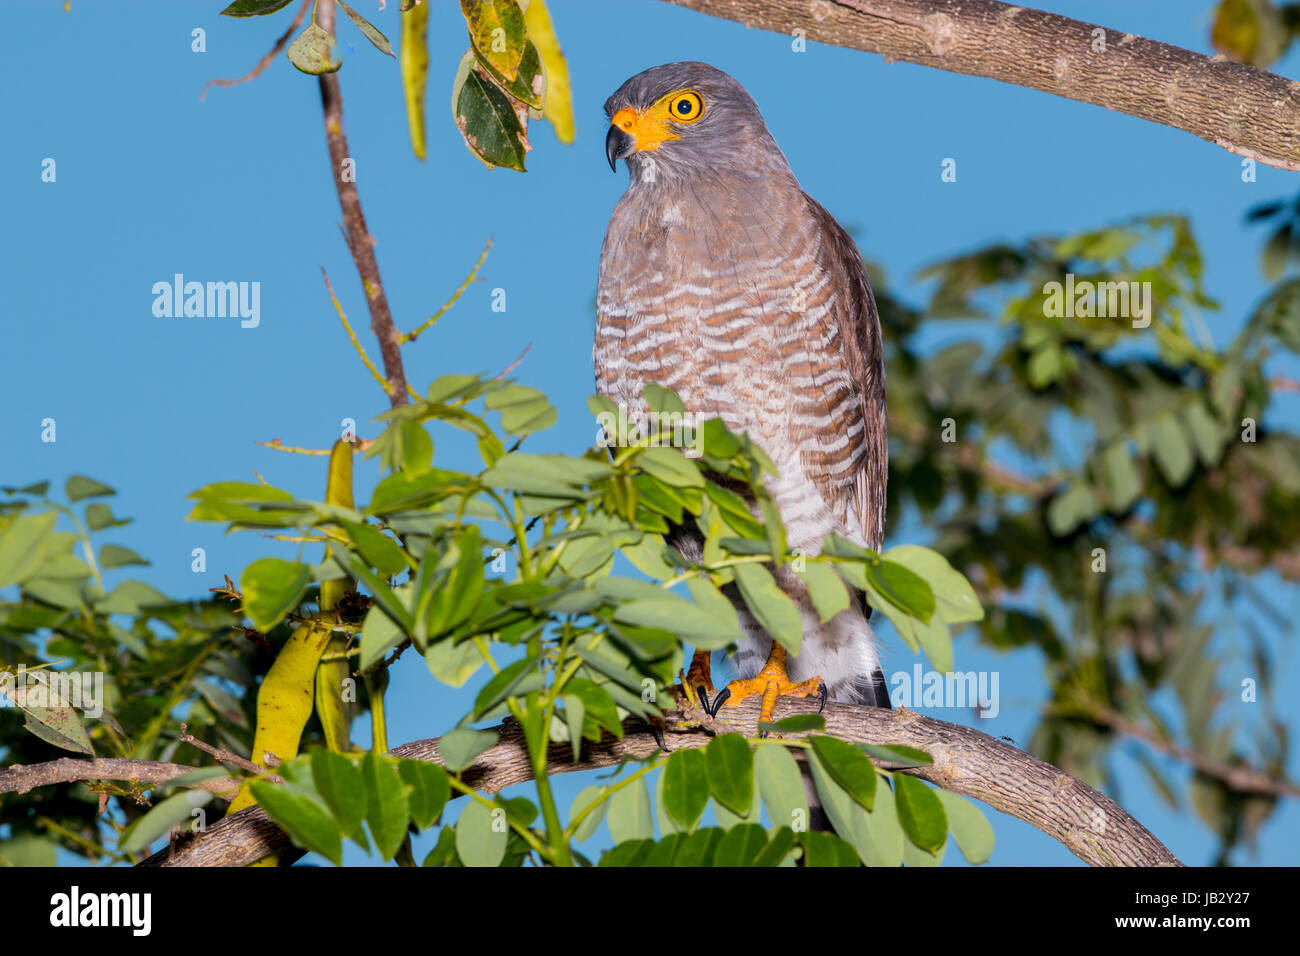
659, 0, 1300, 171
136, 696, 1182, 867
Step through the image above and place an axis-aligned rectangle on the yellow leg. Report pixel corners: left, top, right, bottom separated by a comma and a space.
677, 649, 717, 713
716, 644, 825, 728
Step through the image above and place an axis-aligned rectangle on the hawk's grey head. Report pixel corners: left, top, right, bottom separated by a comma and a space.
603, 62, 791, 184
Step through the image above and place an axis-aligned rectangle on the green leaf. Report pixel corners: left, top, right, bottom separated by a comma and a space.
250, 782, 343, 865
1182, 400, 1228, 467
1047, 481, 1100, 536
93, 579, 171, 615
808, 758, 902, 866
363, 753, 410, 861
480, 453, 609, 498
882, 546, 982, 624
337, 0, 394, 56
98, 544, 149, 569
801, 562, 850, 623
485, 384, 556, 434
638, 446, 704, 488
563, 678, 623, 740
809, 735, 877, 811
473, 654, 543, 717
613, 594, 738, 651
460, 0, 526, 79
705, 734, 754, 817
753, 742, 807, 831
858, 743, 933, 769
893, 774, 947, 854
221, 0, 294, 15
65, 475, 115, 501
339, 520, 407, 576
119, 790, 212, 855
569, 785, 608, 842
452, 52, 528, 171
359, 585, 412, 671
16, 686, 95, 755
399, 760, 452, 829
753, 826, 798, 867
85, 503, 128, 531
934, 789, 994, 864
426, 637, 484, 688
608, 776, 654, 843
239, 558, 310, 631
1149, 414, 1195, 487
799, 830, 860, 867
160, 767, 233, 794
311, 750, 366, 839
680, 577, 744, 649
598, 838, 653, 867
733, 563, 803, 655
287, 22, 341, 75
711, 822, 768, 866
759, 713, 825, 735
661, 748, 709, 831
1100, 442, 1141, 511
438, 728, 499, 773
455, 798, 508, 867
426, 530, 487, 639
864, 559, 935, 622
0, 510, 57, 588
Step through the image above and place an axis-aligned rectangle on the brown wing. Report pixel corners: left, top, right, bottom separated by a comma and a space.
800, 193, 888, 552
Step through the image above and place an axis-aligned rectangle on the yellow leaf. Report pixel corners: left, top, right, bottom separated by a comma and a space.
525, 0, 575, 144
401, 0, 430, 159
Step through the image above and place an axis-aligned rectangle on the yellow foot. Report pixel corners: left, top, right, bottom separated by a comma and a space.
716, 644, 826, 731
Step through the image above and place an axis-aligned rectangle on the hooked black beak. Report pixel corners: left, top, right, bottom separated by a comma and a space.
606, 125, 636, 171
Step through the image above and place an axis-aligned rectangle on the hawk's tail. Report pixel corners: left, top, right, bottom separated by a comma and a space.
838, 665, 892, 709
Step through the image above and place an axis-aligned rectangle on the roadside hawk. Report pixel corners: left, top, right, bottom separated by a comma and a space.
596, 62, 890, 723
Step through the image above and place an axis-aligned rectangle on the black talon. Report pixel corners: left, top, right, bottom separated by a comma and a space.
709, 687, 731, 716
695, 685, 713, 715
817, 682, 828, 713
649, 720, 667, 752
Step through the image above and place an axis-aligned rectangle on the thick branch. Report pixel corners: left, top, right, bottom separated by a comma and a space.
317, 0, 409, 407
660, 0, 1300, 171
0, 757, 239, 798
138, 697, 1181, 867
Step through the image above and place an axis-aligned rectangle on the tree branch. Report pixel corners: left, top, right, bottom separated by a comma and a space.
660, 0, 1300, 171
0, 757, 239, 798
135, 696, 1182, 867
316, 0, 409, 407
1079, 703, 1300, 800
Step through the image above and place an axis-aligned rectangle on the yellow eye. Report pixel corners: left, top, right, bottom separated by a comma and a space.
666, 90, 704, 124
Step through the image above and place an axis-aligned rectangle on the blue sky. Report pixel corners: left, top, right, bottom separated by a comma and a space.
3, 0, 1297, 865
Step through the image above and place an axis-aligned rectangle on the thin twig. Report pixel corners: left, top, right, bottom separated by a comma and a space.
199, 0, 311, 101
322, 266, 390, 395
402, 238, 493, 343
178, 724, 269, 779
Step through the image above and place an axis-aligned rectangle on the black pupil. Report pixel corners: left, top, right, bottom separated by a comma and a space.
677, 100, 693, 115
